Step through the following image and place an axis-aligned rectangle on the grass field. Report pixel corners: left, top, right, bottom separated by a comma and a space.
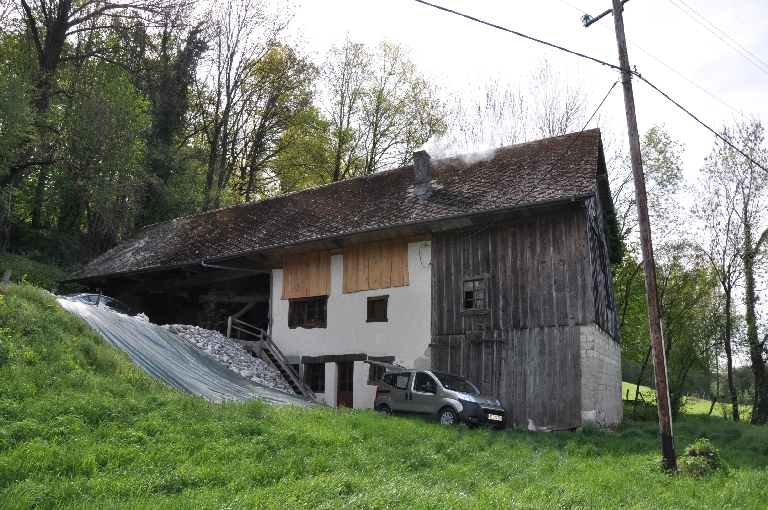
621, 381, 751, 419
1, 284, 767, 509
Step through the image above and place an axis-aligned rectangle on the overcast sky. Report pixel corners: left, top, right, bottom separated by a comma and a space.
292, 0, 768, 182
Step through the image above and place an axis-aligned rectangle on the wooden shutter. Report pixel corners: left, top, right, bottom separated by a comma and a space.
281, 251, 331, 300
342, 239, 410, 293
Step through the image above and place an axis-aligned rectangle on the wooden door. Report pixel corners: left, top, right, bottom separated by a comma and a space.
337, 362, 354, 408
466, 330, 502, 398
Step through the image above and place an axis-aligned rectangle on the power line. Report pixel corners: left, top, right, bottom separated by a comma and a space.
558, 0, 747, 120
412, 0, 768, 173
673, 0, 768, 72
412, 0, 623, 73
665, 0, 768, 76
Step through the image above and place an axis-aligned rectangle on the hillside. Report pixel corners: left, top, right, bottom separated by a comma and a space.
1, 283, 767, 509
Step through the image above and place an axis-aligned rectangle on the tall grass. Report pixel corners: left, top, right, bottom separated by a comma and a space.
1, 284, 767, 509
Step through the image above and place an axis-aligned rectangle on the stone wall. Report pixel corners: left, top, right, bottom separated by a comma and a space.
580, 323, 623, 428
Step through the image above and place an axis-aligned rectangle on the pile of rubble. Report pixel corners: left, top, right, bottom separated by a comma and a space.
160, 324, 295, 394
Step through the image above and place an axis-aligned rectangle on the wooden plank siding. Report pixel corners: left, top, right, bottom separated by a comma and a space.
430, 208, 603, 430
431, 210, 593, 334
281, 251, 331, 300
585, 197, 621, 340
342, 239, 410, 293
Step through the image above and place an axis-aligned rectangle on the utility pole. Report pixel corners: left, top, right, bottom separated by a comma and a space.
583, 0, 677, 471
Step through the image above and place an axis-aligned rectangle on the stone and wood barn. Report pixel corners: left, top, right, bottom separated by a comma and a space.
63, 129, 623, 430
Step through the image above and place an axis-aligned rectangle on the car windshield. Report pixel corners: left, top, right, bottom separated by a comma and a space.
431, 372, 480, 394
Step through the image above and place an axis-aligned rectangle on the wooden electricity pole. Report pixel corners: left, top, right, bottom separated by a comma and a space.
584, 0, 677, 471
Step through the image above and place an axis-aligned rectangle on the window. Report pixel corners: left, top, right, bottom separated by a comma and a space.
382, 372, 410, 390
369, 364, 387, 384
367, 356, 395, 385
462, 277, 489, 312
413, 372, 437, 394
367, 295, 388, 322
288, 297, 327, 328
305, 363, 325, 392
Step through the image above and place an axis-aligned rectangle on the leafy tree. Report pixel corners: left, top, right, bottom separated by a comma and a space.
320, 37, 446, 182
0, 0, 180, 249
234, 43, 317, 202
113, 10, 208, 226
700, 118, 768, 424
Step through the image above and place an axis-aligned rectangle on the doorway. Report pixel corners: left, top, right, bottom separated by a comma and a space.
337, 362, 354, 408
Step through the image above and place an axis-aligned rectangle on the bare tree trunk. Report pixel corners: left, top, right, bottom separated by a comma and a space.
744, 219, 768, 424
722, 288, 740, 421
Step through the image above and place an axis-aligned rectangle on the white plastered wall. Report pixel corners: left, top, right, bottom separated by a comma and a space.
580, 323, 623, 428
271, 241, 432, 409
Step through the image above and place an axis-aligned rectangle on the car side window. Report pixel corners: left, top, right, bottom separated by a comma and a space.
413, 372, 437, 394
382, 372, 411, 390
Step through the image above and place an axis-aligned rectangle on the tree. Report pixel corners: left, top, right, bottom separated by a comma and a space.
0, 0, 180, 251
193, 0, 293, 211
113, 10, 208, 226
320, 38, 447, 182
612, 126, 726, 417
440, 58, 590, 156
235, 43, 317, 201
712, 120, 768, 424
693, 140, 746, 421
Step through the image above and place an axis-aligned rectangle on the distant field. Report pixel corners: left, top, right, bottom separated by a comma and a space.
622, 381, 751, 418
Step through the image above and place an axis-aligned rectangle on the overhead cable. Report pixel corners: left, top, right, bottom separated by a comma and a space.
413, 0, 768, 173
558, 0, 747, 120
454, 79, 619, 245
666, 0, 768, 76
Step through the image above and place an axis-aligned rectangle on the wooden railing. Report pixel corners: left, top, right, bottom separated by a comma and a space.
227, 317, 315, 399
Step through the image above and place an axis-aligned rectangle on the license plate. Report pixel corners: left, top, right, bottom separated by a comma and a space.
488, 414, 502, 421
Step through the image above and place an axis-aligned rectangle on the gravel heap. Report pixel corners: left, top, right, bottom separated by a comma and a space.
160, 324, 295, 394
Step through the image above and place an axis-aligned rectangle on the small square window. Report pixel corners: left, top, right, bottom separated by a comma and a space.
304, 363, 325, 392
288, 297, 327, 329
462, 277, 489, 313
367, 295, 388, 322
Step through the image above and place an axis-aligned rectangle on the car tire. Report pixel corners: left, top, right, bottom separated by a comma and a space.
438, 407, 458, 426
377, 405, 392, 416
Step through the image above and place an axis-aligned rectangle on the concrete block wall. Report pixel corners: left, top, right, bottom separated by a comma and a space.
580, 324, 623, 428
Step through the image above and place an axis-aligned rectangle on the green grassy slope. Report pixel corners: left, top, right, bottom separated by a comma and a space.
1, 284, 767, 509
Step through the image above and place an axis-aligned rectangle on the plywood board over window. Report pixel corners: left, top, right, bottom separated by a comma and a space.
282, 251, 331, 300
343, 239, 410, 293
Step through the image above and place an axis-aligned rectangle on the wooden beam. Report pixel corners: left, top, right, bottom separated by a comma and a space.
198, 294, 269, 303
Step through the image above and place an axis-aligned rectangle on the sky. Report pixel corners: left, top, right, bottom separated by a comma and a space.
291, 0, 768, 183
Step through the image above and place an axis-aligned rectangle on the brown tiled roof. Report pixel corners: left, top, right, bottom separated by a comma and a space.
64, 129, 607, 282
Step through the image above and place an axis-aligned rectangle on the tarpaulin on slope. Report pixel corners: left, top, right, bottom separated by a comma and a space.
58, 298, 314, 407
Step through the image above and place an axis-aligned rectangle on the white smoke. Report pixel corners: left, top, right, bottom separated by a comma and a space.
459, 148, 496, 165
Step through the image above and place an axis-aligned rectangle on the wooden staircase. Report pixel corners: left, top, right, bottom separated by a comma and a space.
227, 317, 315, 399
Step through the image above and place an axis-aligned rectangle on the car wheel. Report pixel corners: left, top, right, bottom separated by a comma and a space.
438, 407, 458, 426
377, 405, 392, 416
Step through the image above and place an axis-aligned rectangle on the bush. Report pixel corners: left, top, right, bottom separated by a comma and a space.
678, 438, 730, 476
0, 254, 82, 293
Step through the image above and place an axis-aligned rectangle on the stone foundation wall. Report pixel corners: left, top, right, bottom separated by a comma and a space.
580, 324, 622, 428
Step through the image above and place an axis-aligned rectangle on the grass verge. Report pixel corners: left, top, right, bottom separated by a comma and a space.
1, 284, 767, 509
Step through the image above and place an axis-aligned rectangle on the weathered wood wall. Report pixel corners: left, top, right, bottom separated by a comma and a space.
342, 239, 410, 293
281, 251, 331, 300
585, 197, 621, 340
430, 205, 613, 429
431, 209, 592, 334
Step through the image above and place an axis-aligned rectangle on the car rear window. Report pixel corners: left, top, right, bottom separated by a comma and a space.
382, 372, 410, 390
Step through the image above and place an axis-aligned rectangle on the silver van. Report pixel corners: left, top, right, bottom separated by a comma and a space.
374, 368, 507, 428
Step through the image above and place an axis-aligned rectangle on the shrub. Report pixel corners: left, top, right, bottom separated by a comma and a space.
678, 438, 730, 476
0, 254, 82, 293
